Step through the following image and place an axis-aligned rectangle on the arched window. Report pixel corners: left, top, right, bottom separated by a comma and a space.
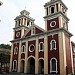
14, 47, 18, 55
21, 45, 25, 53
50, 6, 55, 14
50, 58, 57, 73
50, 40, 56, 50
18, 19, 21, 26
39, 42, 44, 52
13, 60, 17, 71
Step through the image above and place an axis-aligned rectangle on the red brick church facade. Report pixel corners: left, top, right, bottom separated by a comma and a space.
10, 0, 75, 75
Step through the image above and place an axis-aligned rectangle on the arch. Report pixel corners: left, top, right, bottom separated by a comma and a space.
50, 58, 57, 73
27, 57, 35, 74
38, 58, 44, 61
38, 59, 44, 74
13, 60, 17, 71
20, 60, 25, 73
51, 6, 55, 14
27, 55, 35, 61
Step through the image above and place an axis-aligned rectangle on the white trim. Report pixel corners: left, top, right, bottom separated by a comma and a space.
39, 42, 44, 52
21, 45, 25, 53
50, 58, 58, 73
14, 46, 18, 55
50, 5, 55, 14
13, 60, 17, 71
29, 44, 35, 52
16, 32, 20, 37
50, 21, 56, 27
50, 40, 56, 50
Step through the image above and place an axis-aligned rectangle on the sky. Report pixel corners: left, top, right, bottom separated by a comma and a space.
0, 0, 75, 44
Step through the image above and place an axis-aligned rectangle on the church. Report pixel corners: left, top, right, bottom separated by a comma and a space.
10, 0, 75, 75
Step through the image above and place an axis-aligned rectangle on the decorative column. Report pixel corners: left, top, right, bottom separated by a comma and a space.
55, 4, 57, 13
59, 16, 63, 28
48, 6, 50, 15
17, 41, 21, 72
9, 43, 13, 72
21, 29, 24, 38
22, 18, 24, 25
58, 3, 60, 12
26, 18, 27, 26
29, 21, 31, 27
25, 40, 28, 73
70, 42, 74, 74
35, 37, 39, 74
44, 35, 48, 74
45, 20, 47, 31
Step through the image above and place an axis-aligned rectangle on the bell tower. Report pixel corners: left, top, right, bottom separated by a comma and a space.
13, 10, 35, 40
44, 0, 69, 31
44, 0, 73, 75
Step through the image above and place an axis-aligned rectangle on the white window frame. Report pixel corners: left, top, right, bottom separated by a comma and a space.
29, 44, 35, 52
14, 47, 18, 55
13, 60, 17, 71
21, 45, 25, 53
39, 42, 44, 52
50, 21, 56, 27
16, 32, 20, 37
50, 5, 55, 14
50, 58, 58, 73
50, 40, 56, 50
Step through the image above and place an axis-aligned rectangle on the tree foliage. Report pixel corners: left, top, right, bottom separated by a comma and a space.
0, 52, 10, 63
0, 44, 11, 49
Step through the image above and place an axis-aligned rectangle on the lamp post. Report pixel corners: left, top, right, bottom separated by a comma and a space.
0, 1, 3, 6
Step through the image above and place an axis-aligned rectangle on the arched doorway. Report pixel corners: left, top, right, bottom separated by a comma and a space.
20, 60, 25, 73
38, 59, 44, 74
27, 58, 35, 74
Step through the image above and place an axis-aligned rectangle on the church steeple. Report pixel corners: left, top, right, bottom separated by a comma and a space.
13, 10, 35, 39
44, 0, 69, 31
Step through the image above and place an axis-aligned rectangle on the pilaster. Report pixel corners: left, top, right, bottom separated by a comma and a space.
44, 35, 48, 74
21, 29, 24, 38
25, 40, 28, 73
35, 37, 39, 74
59, 32, 66, 75
55, 4, 57, 13
59, 16, 63, 28
17, 41, 21, 72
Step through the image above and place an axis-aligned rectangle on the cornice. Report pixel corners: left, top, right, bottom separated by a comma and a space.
10, 28, 73, 43
14, 14, 35, 21
43, 11, 69, 21
13, 25, 29, 31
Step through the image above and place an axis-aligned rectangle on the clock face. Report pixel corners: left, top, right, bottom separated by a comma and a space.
50, 21, 56, 27
16, 32, 20, 37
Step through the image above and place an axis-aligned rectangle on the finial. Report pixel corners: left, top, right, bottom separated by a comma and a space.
25, 6, 26, 10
